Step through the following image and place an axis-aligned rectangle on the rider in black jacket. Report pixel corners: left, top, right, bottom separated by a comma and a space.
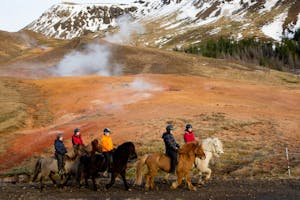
162, 125, 180, 174
54, 133, 67, 175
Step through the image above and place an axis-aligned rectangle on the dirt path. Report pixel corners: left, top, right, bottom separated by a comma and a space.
1, 178, 299, 200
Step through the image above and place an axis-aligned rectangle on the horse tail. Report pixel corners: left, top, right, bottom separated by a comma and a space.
32, 158, 42, 182
135, 154, 148, 185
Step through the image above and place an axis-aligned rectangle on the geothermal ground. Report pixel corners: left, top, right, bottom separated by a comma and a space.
0, 74, 299, 176
0, 32, 299, 199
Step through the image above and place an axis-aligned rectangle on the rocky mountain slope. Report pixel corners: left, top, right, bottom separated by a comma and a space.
25, 0, 300, 48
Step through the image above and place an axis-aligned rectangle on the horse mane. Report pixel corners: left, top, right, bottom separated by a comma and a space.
115, 141, 134, 152
178, 141, 198, 155
203, 137, 223, 154
91, 139, 100, 154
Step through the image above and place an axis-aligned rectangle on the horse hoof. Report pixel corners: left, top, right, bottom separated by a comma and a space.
171, 182, 177, 190
198, 181, 205, 185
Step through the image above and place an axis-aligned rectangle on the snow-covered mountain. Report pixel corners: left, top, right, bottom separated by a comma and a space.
25, 3, 138, 39
26, 0, 300, 47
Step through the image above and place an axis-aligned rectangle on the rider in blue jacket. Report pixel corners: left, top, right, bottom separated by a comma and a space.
54, 133, 67, 175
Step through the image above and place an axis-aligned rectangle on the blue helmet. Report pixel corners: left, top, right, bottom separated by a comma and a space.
166, 125, 174, 131
74, 128, 80, 134
186, 124, 192, 130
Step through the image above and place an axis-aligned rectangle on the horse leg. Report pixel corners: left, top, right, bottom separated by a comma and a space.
49, 172, 57, 186
186, 173, 196, 191
171, 172, 183, 190
105, 172, 117, 190
92, 175, 97, 191
84, 174, 89, 188
62, 174, 71, 187
145, 173, 151, 191
163, 173, 170, 184
120, 170, 131, 191
204, 168, 212, 180
150, 169, 158, 191
39, 176, 44, 191
195, 170, 205, 185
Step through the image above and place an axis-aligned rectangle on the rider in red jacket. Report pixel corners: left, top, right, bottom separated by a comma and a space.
184, 124, 196, 143
72, 128, 84, 146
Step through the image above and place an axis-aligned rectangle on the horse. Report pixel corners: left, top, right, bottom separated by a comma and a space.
84, 139, 101, 156
105, 142, 138, 191
79, 141, 138, 191
31, 144, 86, 191
135, 141, 206, 191
194, 137, 224, 185
77, 153, 106, 191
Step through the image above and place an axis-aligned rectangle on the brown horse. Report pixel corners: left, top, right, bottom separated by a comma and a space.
135, 141, 206, 191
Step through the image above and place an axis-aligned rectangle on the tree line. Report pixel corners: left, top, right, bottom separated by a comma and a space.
181, 29, 300, 72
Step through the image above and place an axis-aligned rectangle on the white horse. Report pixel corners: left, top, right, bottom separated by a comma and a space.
194, 137, 224, 184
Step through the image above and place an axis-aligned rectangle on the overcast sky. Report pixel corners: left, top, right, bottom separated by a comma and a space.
0, 0, 134, 32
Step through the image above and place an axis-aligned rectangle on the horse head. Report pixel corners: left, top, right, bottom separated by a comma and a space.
128, 142, 138, 161
195, 143, 206, 160
91, 139, 100, 152
212, 138, 224, 157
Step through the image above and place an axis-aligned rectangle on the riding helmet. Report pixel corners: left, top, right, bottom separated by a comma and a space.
74, 128, 80, 134
166, 125, 174, 131
186, 124, 192, 130
103, 128, 111, 133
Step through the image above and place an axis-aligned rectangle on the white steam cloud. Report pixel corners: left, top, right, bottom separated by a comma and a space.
52, 44, 121, 77
99, 77, 164, 111
129, 78, 163, 92
105, 14, 145, 44
52, 15, 145, 77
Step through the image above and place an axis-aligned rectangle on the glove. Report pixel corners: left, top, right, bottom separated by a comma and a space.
175, 144, 180, 149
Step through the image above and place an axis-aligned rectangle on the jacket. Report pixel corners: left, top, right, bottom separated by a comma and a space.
72, 135, 84, 145
184, 131, 196, 143
101, 135, 114, 152
162, 132, 179, 152
54, 140, 67, 155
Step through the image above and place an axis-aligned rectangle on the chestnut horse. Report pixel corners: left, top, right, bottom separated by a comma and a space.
135, 141, 206, 191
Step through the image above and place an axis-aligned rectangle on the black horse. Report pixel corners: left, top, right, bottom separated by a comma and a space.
78, 141, 137, 191
78, 153, 106, 190
106, 141, 137, 191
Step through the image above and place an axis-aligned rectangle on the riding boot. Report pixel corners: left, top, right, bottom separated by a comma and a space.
168, 150, 177, 174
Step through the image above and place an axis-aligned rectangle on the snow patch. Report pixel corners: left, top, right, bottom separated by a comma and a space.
284, 13, 300, 39
262, 11, 288, 41
259, 0, 279, 14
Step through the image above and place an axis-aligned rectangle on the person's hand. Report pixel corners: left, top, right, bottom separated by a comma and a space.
175, 144, 180, 149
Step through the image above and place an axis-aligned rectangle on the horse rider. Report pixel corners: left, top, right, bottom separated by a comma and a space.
72, 128, 84, 146
101, 128, 114, 176
183, 124, 197, 143
162, 125, 180, 174
54, 133, 67, 176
